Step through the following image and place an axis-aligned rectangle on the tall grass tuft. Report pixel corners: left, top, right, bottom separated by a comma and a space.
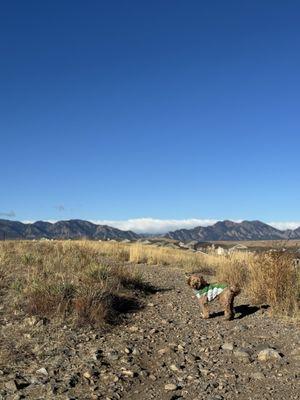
247, 252, 300, 317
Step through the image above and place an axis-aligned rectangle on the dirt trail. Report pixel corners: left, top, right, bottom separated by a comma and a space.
1, 264, 300, 400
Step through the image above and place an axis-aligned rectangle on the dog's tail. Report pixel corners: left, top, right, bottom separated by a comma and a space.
229, 284, 241, 295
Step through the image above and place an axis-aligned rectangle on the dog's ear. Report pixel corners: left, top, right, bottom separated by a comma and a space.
199, 276, 208, 287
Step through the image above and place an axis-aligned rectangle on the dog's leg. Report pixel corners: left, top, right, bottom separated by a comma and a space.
224, 291, 235, 320
198, 296, 210, 319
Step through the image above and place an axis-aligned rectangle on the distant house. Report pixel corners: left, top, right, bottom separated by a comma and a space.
216, 246, 226, 255
229, 244, 248, 253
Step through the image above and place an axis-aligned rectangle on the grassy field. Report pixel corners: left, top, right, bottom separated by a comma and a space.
0, 241, 147, 327
0, 240, 299, 323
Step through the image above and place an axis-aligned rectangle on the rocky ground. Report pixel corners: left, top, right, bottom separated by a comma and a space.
1, 264, 299, 400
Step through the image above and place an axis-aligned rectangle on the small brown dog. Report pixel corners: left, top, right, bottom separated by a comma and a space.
187, 275, 240, 320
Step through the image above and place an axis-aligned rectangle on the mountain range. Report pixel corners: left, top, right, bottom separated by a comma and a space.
165, 220, 300, 241
0, 219, 300, 241
0, 219, 139, 240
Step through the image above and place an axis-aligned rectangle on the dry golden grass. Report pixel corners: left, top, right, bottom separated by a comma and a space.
0, 240, 143, 326
247, 252, 300, 317
0, 240, 299, 319
214, 253, 250, 288
116, 242, 299, 317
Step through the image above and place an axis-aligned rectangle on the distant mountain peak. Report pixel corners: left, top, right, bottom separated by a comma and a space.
165, 220, 300, 241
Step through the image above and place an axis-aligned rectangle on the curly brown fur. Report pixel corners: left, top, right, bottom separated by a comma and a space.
187, 274, 241, 320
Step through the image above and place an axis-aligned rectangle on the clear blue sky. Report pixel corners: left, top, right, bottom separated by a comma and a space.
1, 1, 300, 227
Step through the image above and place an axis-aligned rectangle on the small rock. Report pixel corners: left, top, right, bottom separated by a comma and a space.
107, 350, 119, 361
170, 364, 180, 372
158, 348, 169, 355
233, 348, 251, 363
222, 343, 234, 351
83, 371, 91, 380
132, 348, 140, 356
257, 348, 282, 362
128, 326, 139, 332
199, 368, 210, 376
164, 383, 177, 391
36, 367, 48, 376
5, 380, 17, 392
251, 372, 265, 380
92, 349, 103, 360
24, 316, 38, 326
121, 369, 134, 378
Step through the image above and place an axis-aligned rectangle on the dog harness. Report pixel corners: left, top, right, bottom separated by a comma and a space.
195, 283, 228, 302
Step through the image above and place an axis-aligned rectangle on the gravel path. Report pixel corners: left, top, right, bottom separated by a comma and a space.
1, 264, 300, 400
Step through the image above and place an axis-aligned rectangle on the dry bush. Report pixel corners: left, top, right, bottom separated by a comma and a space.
247, 252, 300, 316
204, 250, 299, 317
215, 254, 250, 288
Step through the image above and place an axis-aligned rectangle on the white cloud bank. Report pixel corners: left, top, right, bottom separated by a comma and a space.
94, 218, 218, 233
269, 221, 300, 231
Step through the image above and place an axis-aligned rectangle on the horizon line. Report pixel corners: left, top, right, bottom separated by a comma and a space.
2, 217, 300, 234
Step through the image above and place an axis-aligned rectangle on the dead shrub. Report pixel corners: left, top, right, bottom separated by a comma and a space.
215, 256, 249, 288
247, 252, 299, 316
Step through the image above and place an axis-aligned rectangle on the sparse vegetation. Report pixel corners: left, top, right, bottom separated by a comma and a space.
94, 241, 299, 317
0, 240, 298, 326
0, 241, 144, 326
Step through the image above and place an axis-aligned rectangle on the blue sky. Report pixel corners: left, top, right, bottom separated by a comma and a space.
1, 1, 300, 232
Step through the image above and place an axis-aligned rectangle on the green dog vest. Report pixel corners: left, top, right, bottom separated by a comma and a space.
195, 283, 227, 302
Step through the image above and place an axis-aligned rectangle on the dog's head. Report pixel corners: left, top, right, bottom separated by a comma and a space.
186, 275, 208, 290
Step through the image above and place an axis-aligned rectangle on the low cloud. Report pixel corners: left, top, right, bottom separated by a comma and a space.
269, 221, 300, 231
0, 210, 16, 218
93, 218, 218, 234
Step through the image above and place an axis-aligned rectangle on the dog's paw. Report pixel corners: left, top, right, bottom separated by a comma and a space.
201, 314, 210, 319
